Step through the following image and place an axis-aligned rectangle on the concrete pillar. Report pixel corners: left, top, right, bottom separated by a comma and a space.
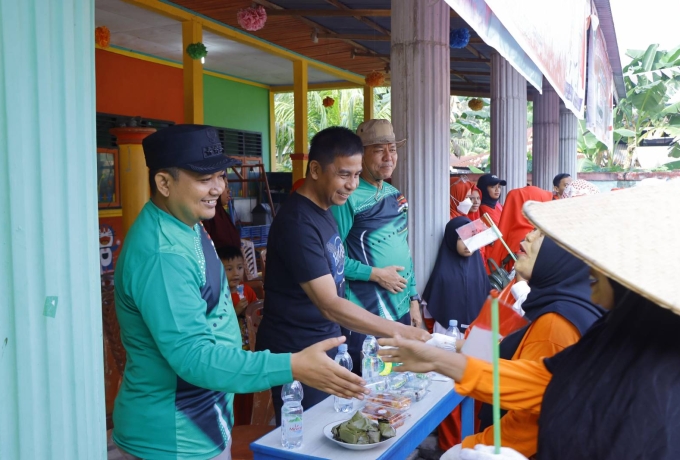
490, 52, 527, 200
391, 0, 450, 290
559, 101, 579, 178
0, 0, 106, 458
531, 79, 560, 190
110, 127, 157, 235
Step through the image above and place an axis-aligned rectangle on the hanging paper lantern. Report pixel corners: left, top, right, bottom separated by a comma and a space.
237, 5, 268, 31
365, 71, 385, 87
186, 43, 208, 60
95, 26, 111, 48
450, 28, 470, 49
322, 96, 335, 108
468, 98, 484, 111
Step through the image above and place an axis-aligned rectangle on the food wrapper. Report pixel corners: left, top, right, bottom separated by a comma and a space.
365, 392, 411, 410
361, 402, 410, 428
330, 411, 396, 445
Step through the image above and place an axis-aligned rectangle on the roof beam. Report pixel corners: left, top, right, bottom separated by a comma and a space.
323, 0, 390, 37
266, 9, 391, 17
351, 50, 490, 63
315, 32, 390, 41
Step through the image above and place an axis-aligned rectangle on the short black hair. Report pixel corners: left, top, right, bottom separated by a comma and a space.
149, 167, 180, 196
308, 126, 363, 170
216, 245, 243, 262
553, 173, 571, 187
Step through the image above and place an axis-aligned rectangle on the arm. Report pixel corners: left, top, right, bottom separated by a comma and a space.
300, 274, 430, 341
136, 255, 366, 399
331, 199, 408, 292
460, 315, 580, 456
377, 336, 552, 414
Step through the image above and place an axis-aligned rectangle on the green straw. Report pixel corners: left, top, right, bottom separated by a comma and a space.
491, 294, 501, 454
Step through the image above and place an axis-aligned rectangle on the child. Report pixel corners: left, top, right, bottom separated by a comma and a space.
217, 246, 258, 351
217, 245, 259, 427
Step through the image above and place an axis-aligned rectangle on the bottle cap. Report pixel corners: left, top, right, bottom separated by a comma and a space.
338, 344, 348, 353
449, 319, 458, 327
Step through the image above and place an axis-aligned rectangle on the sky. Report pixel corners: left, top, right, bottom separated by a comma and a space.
609, 0, 680, 65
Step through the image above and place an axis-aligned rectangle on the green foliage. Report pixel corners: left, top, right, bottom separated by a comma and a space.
273, 87, 392, 172
450, 96, 490, 157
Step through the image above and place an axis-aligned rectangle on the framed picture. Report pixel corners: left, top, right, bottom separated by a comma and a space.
97, 148, 120, 208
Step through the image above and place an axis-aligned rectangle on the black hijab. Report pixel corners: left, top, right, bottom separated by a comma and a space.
423, 217, 491, 327
479, 236, 605, 430
477, 174, 500, 208
538, 288, 680, 459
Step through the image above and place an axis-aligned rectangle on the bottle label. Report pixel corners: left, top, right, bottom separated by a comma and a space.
285, 417, 303, 435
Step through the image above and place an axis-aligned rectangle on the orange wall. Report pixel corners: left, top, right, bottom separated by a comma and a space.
95, 49, 184, 124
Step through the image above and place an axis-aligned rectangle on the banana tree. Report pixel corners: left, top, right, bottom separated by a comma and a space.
616, 44, 680, 167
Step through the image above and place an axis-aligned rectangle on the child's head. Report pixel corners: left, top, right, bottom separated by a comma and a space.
217, 246, 245, 291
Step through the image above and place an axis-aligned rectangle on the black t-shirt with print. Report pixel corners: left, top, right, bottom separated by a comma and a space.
256, 192, 345, 354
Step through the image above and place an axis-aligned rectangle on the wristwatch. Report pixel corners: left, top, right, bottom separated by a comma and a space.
409, 294, 422, 303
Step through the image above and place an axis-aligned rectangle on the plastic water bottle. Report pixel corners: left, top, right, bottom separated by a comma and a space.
333, 344, 354, 413
445, 320, 460, 352
361, 335, 381, 383
281, 381, 304, 449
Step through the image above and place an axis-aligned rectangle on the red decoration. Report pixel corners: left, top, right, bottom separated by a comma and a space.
237, 6, 268, 31
365, 71, 385, 87
322, 96, 335, 108
95, 26, 110, 48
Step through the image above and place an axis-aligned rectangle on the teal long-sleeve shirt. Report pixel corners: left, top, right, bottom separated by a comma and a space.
113, 202, 292, 460
331, 178, 417, 321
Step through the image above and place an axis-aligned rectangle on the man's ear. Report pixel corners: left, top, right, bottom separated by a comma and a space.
308, 160, 323, 180
155, 171, 174, 197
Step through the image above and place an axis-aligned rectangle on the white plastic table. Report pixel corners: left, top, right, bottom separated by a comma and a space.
250, 379, 474, 460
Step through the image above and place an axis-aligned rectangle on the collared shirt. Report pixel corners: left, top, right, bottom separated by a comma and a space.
332, 178, 417, 321
113, 201, 291, 459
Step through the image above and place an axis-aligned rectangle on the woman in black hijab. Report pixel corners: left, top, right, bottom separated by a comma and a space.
378, 182, 680, 460
423, 216, 491, 330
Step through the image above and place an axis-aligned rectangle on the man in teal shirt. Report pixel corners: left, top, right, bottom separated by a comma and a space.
331, 119, 424, 367
113, 124, 365, 459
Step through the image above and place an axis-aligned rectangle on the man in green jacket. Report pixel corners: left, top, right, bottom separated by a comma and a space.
331, 119, 424, 368
113, 124, 365, 460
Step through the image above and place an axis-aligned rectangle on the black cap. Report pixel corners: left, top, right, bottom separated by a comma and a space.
142, 124, 240, 173
477, 173, 507, 189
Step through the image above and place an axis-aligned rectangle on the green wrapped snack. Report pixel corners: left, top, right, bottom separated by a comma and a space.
331, 411, 398, 444
378, 419, 396, 439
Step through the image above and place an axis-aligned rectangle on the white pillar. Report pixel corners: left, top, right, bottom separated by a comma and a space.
0, 1, 106, 458
490, 52, 527, 201
559, 102, 579, 178
532, 79, 560, 190
391, 0, 450, 290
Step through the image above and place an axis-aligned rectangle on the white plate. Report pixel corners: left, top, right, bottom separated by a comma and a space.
322, 420, 395, 451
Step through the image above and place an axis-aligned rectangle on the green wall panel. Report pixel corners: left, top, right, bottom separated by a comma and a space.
0, 0, 106, 458
203, 75, 271, 171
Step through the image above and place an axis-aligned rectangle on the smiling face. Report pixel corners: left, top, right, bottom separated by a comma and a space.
362, 143, 398, 184
309, 153, 363, 209
154, 169, 226, 226
515, 229, 545, 280
470, 189, 481, 213
487, 183, 502, 200
222, 256, 245, 292
589, 268, 615, 310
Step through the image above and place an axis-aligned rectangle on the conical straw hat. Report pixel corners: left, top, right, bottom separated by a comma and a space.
523, 180, 680, 314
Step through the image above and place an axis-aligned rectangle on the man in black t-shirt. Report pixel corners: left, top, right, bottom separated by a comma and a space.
256, 127, 431, 422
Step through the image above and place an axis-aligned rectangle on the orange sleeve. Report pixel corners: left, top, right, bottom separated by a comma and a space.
461, 314, 579, 456
455, 357, 551, 414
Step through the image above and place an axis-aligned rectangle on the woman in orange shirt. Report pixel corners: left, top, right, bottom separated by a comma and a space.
476, 174, 506, 226
450, 178, 473, 220
379, 183, 680, 460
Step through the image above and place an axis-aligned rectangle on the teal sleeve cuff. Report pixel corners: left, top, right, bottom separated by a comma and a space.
344, 257, 373, 281
265, 352, 294, 388
353, 263, 372, 282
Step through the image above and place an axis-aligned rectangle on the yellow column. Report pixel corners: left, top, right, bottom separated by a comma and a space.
110, 127, 156, 235
364, 85, 374, 121
292, 60, 308, 183
182, 19, 204, 124
269, 90, 277, 171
